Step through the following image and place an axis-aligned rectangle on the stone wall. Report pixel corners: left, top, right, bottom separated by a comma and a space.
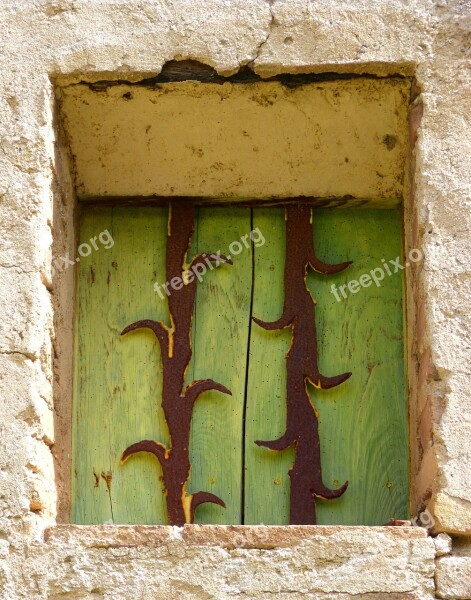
0, 1, 470, 598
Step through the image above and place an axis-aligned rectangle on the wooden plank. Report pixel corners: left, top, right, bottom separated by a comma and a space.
243, 208, 294, 524
78, 195, 402, 210
187, 207, 253, 524
72, 207, 113, 524
310, 208, 409, 525
244, 207, 408, 525
72, 206, 170, 524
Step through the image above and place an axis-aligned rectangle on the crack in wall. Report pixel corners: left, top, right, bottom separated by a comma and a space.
247, 0, 275, 69
0, 349, 38, 361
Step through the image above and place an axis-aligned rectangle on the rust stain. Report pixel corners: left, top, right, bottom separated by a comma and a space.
101, 471, 112, 493
93, 469, 100, 488
253, 203, 352, 524
121, 202, 232, 525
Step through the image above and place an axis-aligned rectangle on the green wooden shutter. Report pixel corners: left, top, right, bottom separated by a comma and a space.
72, 203, 409, 525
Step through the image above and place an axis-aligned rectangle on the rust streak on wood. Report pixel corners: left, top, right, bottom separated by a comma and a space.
253, 204, 352, 524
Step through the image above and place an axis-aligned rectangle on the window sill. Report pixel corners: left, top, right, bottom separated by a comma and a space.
45, 523, 429, 549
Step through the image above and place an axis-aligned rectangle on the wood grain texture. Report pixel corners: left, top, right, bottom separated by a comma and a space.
244, 208, 408, 525
72, 206, 170, 524
243, 208, 294, 524
73, 205, 408, 525
187, 207, 252, 524
309, 208, 409, 524
119, 203, 231, 525
250, 205, 351, 524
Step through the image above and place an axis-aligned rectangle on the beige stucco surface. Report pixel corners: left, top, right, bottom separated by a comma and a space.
60, 79, 408, 200
20, 526, 438, 599
0, 0, 470, 598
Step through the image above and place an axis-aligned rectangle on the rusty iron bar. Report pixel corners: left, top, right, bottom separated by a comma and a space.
253, 204, 352, 524
120, 202, 232, 525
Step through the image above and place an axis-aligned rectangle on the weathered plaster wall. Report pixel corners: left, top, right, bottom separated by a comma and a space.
0, 0, 470, 598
